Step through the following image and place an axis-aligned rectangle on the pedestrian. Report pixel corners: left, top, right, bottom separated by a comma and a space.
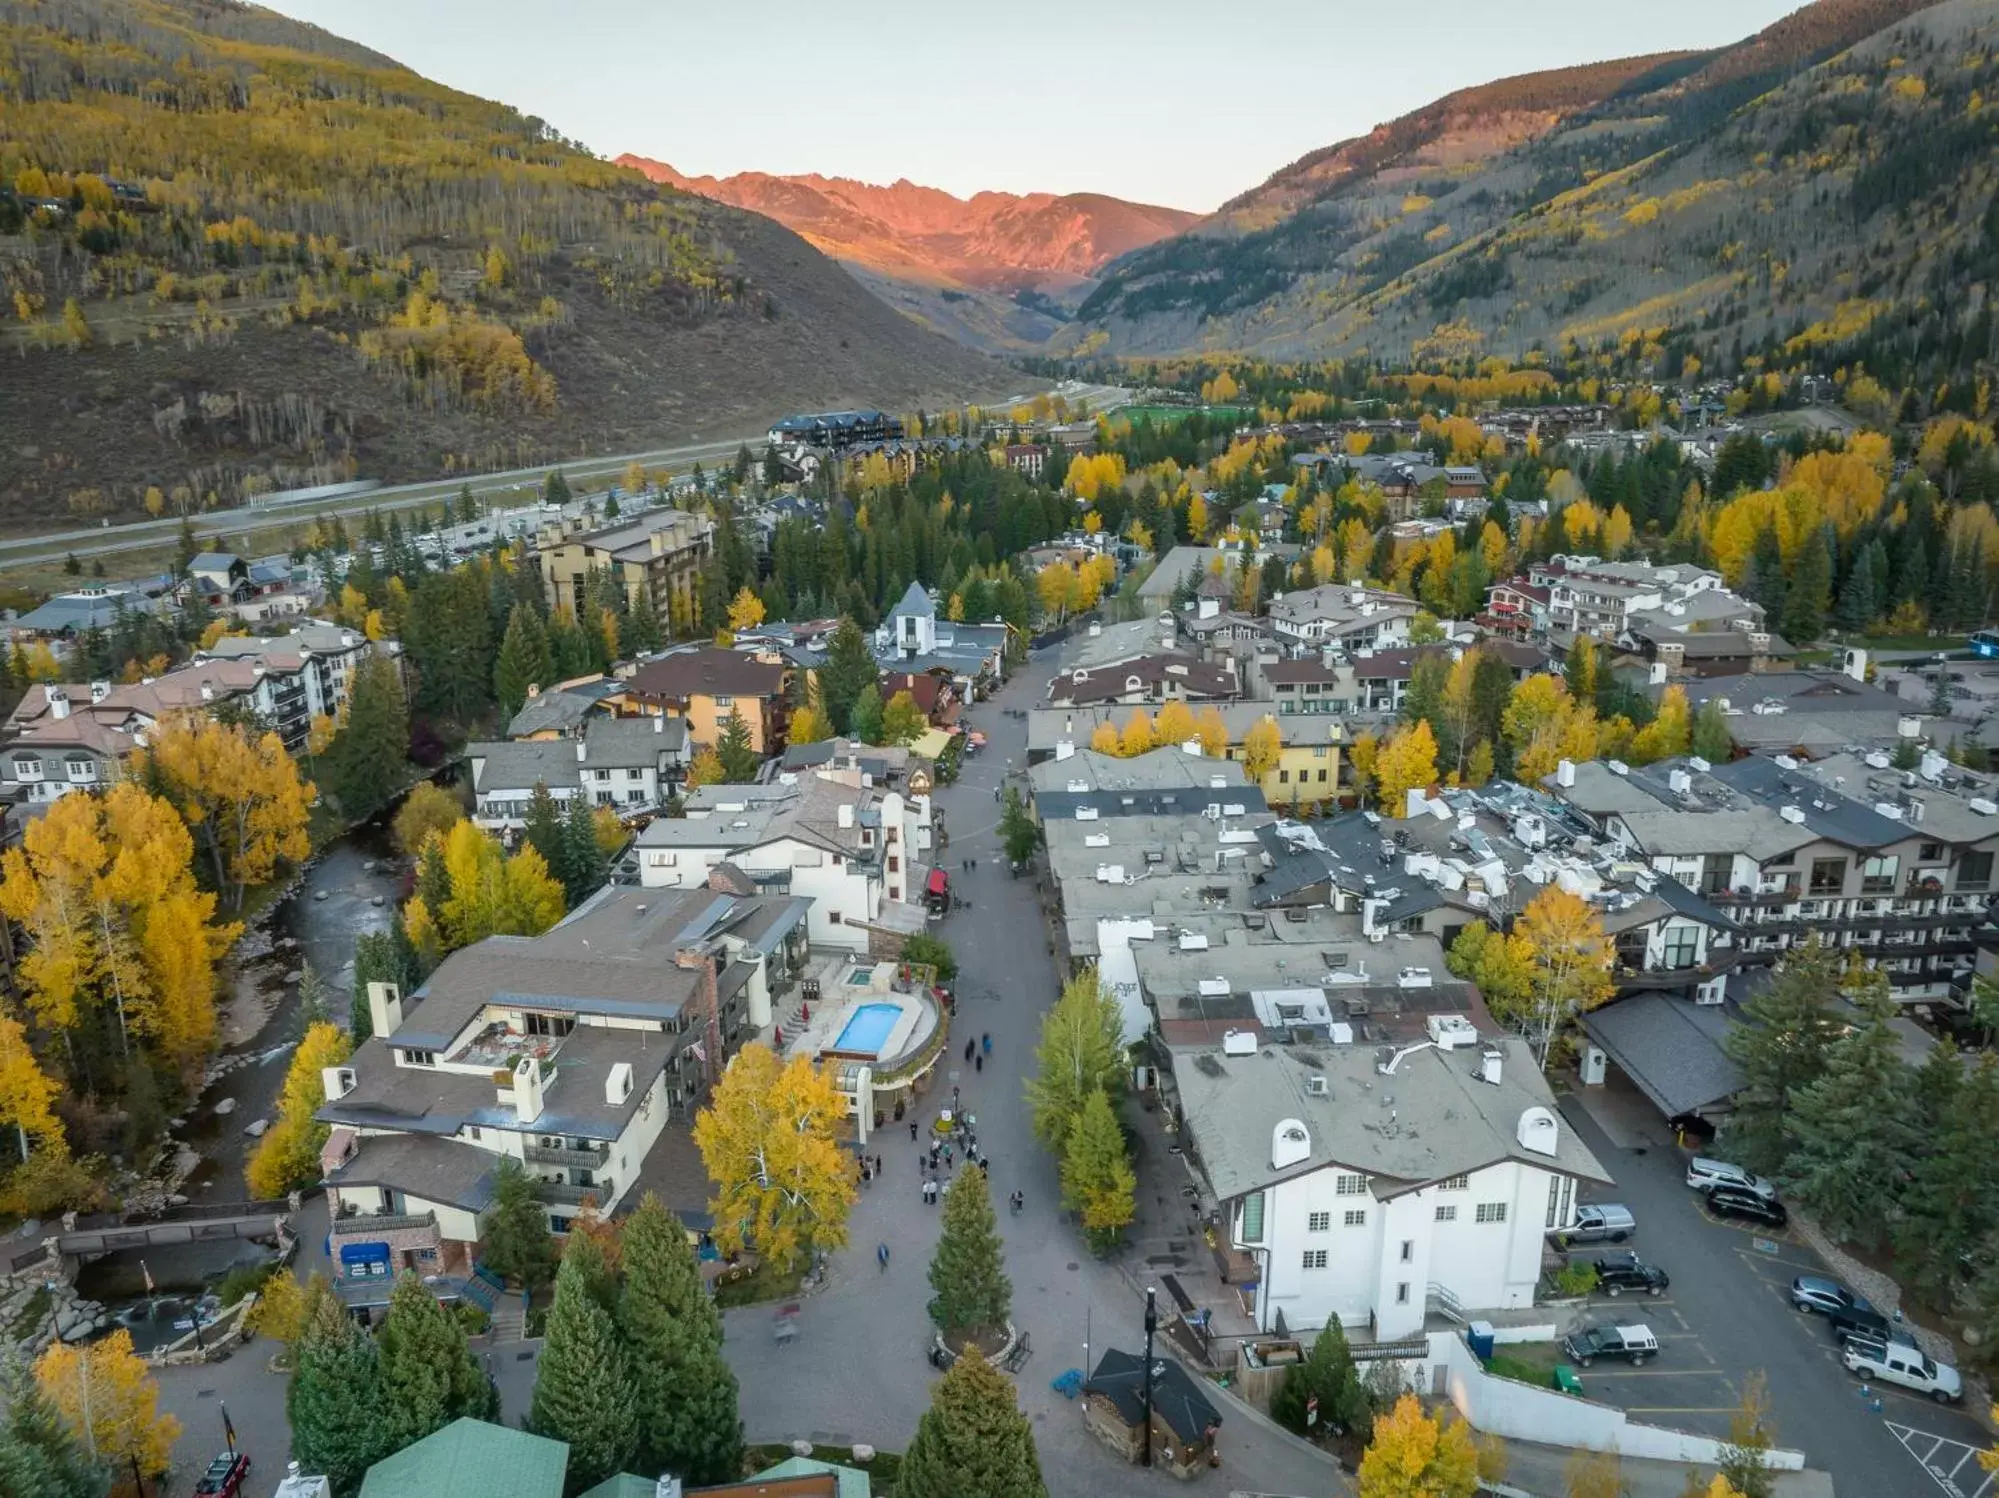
910, 1119, 919, 1142
964, 1038, 975, 1063
995, 784, 1001, 801
944, 1144, 953, 1167
982, 1032, 991, 1056
877, 1243, 890, 1272
861, 1161, 871, 1185
975, 1053, 983, 1072
979, 1157, 990, 1175
875, 1154, 884, 1178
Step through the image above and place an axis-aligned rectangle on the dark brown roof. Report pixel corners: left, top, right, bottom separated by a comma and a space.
625, 648, 784, 702
1263, 659, 1343, 686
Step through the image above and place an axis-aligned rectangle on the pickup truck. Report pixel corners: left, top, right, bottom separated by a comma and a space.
1843, 1336, 1963, 1403
1560, 1323, 1660, 1367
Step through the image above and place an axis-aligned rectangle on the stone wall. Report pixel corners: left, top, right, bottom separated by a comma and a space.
0, 1259, 109, 1359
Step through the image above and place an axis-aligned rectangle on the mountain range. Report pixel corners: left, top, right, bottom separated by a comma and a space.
0, 0, 1005, 526
615, 156, 1196, 352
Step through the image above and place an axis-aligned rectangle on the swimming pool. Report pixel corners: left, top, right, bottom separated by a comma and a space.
832, 1002, 902, 1056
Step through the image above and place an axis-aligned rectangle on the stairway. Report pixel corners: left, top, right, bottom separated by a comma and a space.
1426, 1282, 1468, 1325
487, 1295, 526, 1342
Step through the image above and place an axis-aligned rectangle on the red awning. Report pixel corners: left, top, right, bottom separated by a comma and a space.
926, 867, 949, 896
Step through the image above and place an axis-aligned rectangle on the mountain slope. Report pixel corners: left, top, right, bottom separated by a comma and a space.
1074, 0, 1956, 360
0, 0, 1006, 527
617, 156, 1196, 351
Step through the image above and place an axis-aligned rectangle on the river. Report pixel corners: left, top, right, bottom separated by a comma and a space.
74, 820, 405, 1303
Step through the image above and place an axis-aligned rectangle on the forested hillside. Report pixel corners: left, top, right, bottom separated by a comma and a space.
1073, 0, 1980, 386
0, 0, 1001, 527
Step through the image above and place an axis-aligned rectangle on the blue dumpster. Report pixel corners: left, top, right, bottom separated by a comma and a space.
1467, 1320, 1496, 1361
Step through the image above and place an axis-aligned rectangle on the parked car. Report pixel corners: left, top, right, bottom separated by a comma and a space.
194, 1453, 251, 1497
1703, 1184, 1788, 1228
1560, 1323, 1660, 1367
1789, 1275, 1887, 1341
1843, 1335, 1963, 1403
1555, 1204, 1636, 1246
1686, 1157, 1778, 1198
1593, 1251, 1670, 1297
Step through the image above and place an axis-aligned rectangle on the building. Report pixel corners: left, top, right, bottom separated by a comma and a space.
1003, 443, 1048, 479
318, 884, 811, 1280
1548, 749, 1999, 1004
185, 552, 251, 605
1537, 558, 1735, 642
1029, 704, 1355, 809
1137, 544, 1298, 609
194, 621, 379, 751
1267, 584, 1417, 654
872, 582, 1010, 700
632, 773, 932, 949
766, 409, 903, 454
1171, 1013, 1611, 1339
467, 715, 689, 830
505, 677, 622, 739
8, 583, 167, 640
614, 647, 789, 754
534, 508, 714, 622
1668, 662, 1923, 757
1082, 1349, 1222, 1476
1046, 653, 1240, 709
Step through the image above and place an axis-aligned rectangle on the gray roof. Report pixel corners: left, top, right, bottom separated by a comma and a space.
470, 716, 683, 793
891, 580, 935, 619
1170, 1032, 1612, 1201
1086, 1349, 1221, 1443
326, 1133, 502, 1212
1580, 995, 1743, 1118
12, 589, 156, 634
505, 679, 620, 738
186, 552, 241, 572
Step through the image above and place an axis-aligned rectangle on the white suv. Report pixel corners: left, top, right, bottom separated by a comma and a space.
1685, 1157, 1777, 1199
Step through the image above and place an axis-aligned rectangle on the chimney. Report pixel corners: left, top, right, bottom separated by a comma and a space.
512, 1056, 546, 1124
46, 687, 69, 720
321, 1065, 356, 1102
200, 683, 214, 702
1843, 647, 1869, 683
1556, 759, 1576, 787
526, 683, 541, 700
89, 680, 110, 704
654, 1479, 683, 1498
1648, 660, 1668, 686
837, 802, 855, 829
606, 1061, 634, 1106
650, 531, 666, 556
576, 737, 588, 763
653, 714, 663, 734
367, 982, 403, 1039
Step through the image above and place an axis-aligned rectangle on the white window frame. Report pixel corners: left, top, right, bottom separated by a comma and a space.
1476, 1202, 1508, 1224
1335, 1173, 1368, 1196
1301, 1249, 1328, 1270
1436, 1204, 1457, 1222
1344, 1208, 1367, 1227
1306, 1211, 1331, 1232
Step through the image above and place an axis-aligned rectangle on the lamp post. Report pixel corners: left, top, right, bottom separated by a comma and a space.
1140, 1285, 1157, 1468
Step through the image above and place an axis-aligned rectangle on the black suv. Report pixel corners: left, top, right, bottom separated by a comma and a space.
1592, 1252, 1669, 1297
1705, 1184, 1788, 1228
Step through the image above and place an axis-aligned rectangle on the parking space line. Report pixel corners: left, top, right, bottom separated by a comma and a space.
1887, 1424, 1995, 1498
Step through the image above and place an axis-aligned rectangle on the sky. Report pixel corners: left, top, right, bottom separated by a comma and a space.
263, 0, 1805, 213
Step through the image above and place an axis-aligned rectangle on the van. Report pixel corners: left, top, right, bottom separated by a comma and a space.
1686, 1157, 1777, 1198
1555, 1204, 1635, 1246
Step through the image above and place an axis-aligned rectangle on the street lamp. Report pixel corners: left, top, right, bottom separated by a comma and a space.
1140, 1285, 1157, 1469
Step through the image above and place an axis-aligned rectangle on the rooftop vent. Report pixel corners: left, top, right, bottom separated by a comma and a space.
1305, 1075, 1329, 1097
1688, 755, 1711, 773
1426, 1013, 1477, 1048
1221, 1030, 1257, 1057
1779, 805, 1806, 824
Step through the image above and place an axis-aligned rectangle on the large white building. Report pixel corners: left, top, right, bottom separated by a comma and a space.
467, 715, 689, 831
1266, 584, 1417, 655
1172, 1015, 1611, 1341
631, 772, 932, 950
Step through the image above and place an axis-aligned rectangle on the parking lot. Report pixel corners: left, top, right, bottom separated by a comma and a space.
1556, 1087, 1995, 1496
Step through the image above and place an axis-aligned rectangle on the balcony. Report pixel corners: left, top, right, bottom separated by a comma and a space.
525, 1139, 610, 1169
1708, 887, 1793, 908
536, 1178, 613, 1208
330, 1210, 437, 1236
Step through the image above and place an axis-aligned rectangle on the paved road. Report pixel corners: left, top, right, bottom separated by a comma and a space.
717, 654, 1347, 1498
1559, 1084, 1992, 1498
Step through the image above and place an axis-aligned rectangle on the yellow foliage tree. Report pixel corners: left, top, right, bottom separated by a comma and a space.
246, 1021, 352, 1197
693, 1044, 856, 1270
436, 820, 565, 948
142, 714, 314, 910
1089, 722, 1122, 756
726, 586, 766, 633
1186, 492, 1211, 542
1194, 707, 1230, 760
1630, 684, 1692, 764
1376, 720, 1440, 815
1242, 715, 1283, 784
1153, 700, 1196, 748
0, 1012, 65, 1162
787, 704, 832, 745
1357, 1393, 1478, 1498
36, 1329, 180, 1477
1511, 884, 1615, 1067
685, 748, 725, 788
1118, 709, 1156, 758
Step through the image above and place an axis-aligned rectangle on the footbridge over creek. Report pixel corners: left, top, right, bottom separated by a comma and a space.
3, 1199, 292, 1272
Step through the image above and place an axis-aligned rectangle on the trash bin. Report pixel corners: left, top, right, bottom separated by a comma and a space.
1553, 1364, 1583, 1396
1467, 1320, 1496, 1361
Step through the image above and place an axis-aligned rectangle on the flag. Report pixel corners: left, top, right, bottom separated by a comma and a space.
688, 1040, 707, 1062
222, 1402, 237, 1453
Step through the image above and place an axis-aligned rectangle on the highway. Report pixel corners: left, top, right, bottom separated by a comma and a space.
0, 380, 1126, 574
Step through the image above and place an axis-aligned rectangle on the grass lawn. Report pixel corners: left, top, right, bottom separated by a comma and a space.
1483, 1341, 1564, 1388
712, 1259, 805, 1309
747, 1442, 900, 1493
1845, 634, 1969, 652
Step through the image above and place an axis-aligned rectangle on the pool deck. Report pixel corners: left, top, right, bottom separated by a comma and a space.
780, 953, 942, 1073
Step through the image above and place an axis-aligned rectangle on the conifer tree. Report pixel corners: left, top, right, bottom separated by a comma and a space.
561, 792, 607, 904
617, 1194, 741, 1484
288, 1290, 395, 1494
715, 709, 760, 783
928, 1166, 1012, 1345
377, 1273, 498, 1446
482, 1158, 556, 1291
530, 1240, 636, 1494
522, 783, 567, 888
848, 684, 885, 746
1059, 1087, 1136, 1253
818, 617, 879, 733
494, 602, 555, 720
1272, 1317, 1372, 1437
326, 655, 410, 820
1691, 698, 1732, 764
1779, 993, 1919, 1246
1896, 1054, 1999, 1301
626, 588, 664, 655
0, 1352, 101, 1498
898, 1352, 1047, 1498
1721, 940, 1844, 1177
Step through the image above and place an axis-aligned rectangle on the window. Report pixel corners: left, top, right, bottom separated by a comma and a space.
1239, 1191, 1266, 1244
1400, 1239, 1414, 1262
1318, 769, 1329, 783
1344, 1208, 1367, 1227
1396, 1282, 1411, 1304
1475, 1202, 1508, 1224
1921, 842, 1945, 861
468, 1126, 482, 1142
1546, 1175, 1574, 1229
11, 757, 39, 780
1957, 852, 1994, 891
1278, 770, 1289, 784
1438, 1174, 1469, 1191
712, 695, 734, 708
1307, 1211, 1331, 1232
888, 855, 900, 873
1660, 924, 1700, 970
525, 1013, 575, 1038
1435, 1205, 1457, 1223
1809, 856, 1848, 896
1861, 855, 1899, 895
1313, 746, 1329, 758
401, 1049, 435, 1067
647, 852, 674, 868
1301, 1249, 1328, 1270
1335, 1173, 1368, 1195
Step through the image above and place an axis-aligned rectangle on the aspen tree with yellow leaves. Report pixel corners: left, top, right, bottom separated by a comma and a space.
694, 1044, 856, 1271
141, 714, 314, 910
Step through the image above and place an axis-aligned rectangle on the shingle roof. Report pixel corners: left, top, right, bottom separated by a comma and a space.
1580, 995, 1743, 1118
624, 648, 784, 701
327, 1133, 501, 1213
891, 580, 934, 619
1086, 1350, 1221, 1443
360, 1419, 566, 1498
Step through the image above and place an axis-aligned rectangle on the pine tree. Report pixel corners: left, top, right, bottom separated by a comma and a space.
1271, 1318, 1372, 1437
848, 684, 885, 746
561, 793, 606, 904
482, 1158, 556, 1290
1780, 528, 1832, 645
927, 1166, 1012, 1344
494, 603, 555, 721
530, 1241, 636, 1495
1780, 994, 1919, 1246
326, 655, 410, 820
544, 470, 571, 505
1721, 940, 1844, 1177
295, 959, 330, 1033
1894, 1053, 1999, 1302
1835, 546, 1878, 633
818, 617, 879, 734
288, 1292, 395, 1494
377, 1273, 498, 1448
626, 588, 664, 655
1691, 698, 1732, 764
522, 783, 568, 889
1059, 1088, 1135, 1252
898, 1352, 1048, 1498
617, 1195, 741, 1484
715, 709, 760, 783
0, 1351, 102, 1498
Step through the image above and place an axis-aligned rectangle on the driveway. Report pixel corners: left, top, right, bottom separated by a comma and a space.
1559, 1085, 1994, 1497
